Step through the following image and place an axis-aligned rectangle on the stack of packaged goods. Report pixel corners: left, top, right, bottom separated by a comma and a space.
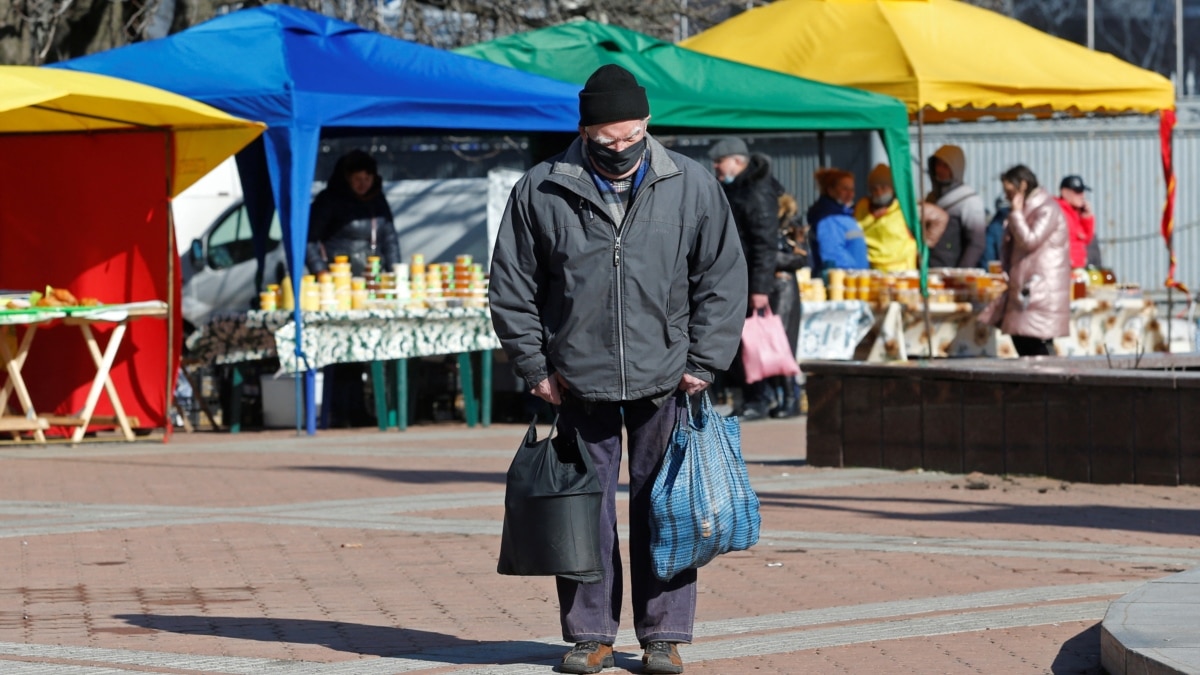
410, 253, 427, 308
317, 272, 337, 312
330, 255, 352, 310
796, 268, 1008, 311
393, 263, 412, 306
300, 274, 320, 311
350, 275, 368, 309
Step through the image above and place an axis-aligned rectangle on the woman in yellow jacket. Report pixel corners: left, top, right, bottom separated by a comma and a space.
854, 164, 917, 271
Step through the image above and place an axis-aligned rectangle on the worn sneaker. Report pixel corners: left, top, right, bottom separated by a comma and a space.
560, 641, 614, 674
642, 641, 684, 674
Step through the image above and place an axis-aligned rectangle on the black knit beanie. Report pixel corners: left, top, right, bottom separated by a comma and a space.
578, 64, 650, 127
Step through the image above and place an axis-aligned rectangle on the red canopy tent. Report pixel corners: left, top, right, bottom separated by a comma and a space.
0, 67, 263, 439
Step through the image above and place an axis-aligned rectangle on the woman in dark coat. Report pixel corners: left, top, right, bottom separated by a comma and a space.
305, 150, 400, 277
305, 150, 399, 427
767, 186, 807, 418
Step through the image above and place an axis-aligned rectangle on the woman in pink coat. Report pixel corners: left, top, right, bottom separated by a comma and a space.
994, 165, 1071, 356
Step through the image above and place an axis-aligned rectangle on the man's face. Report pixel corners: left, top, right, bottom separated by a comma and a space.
580, 118, 647, 178
582, 119, 646, 153
1060, 188, 1086, 209
869, 182, 894, 204
712, 155, 746, 183
930, 158, 953, 183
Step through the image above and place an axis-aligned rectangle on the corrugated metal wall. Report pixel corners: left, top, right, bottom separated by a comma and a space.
917, 110, 1199, 295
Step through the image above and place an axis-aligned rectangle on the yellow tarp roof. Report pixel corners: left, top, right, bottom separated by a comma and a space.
0, 66, 264, 195
682, 0, 1174, 121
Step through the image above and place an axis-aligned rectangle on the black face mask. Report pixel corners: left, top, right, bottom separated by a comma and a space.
587, 136, 646, 176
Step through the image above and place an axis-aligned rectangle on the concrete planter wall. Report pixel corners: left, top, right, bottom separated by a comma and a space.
804, 355, 1200, 486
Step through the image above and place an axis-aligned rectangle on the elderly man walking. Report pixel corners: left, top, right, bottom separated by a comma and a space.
488, 64, 748, 674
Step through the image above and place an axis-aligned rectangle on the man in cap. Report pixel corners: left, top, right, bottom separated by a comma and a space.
489, 64, 747, 674
1055, 174, 1098, 269
709, 136, 781, 421
926, 144, 987, 268
854, 163, 917, 271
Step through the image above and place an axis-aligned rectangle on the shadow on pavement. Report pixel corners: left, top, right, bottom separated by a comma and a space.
287, 466, 507, 484
754, 493, 1200, 536
115, 613, 564, 664
1050, 623, 1104, 674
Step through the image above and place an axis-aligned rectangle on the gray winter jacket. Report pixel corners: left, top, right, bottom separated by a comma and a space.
489, 135, 748, 402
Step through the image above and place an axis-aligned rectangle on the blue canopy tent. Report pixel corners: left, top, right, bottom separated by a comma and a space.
55, 5, 581, 434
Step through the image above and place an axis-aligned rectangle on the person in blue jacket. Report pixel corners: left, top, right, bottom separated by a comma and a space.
806, 168, 868, 277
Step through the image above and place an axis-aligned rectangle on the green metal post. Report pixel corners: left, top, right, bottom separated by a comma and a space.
481, 350, 492, 427
394, 358, 408, 431
458, 352, 478, 427
370, 361, 388, 431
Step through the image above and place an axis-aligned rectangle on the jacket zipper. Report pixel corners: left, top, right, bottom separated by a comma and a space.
612, 231, 626, 399
610, 172, 670, 400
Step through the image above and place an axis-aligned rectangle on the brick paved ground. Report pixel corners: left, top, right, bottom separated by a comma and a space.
0, 416, 1197, 674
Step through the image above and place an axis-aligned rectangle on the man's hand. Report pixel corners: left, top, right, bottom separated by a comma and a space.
1080, 197, 1093, 217
530, 373, 567, 405
678, 373, 709, 395
750, 293, 770, 311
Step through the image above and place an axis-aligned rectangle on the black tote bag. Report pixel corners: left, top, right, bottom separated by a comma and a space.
497, 415, 603, 584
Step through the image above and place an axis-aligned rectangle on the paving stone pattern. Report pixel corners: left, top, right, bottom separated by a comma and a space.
0, 418, 1197, 673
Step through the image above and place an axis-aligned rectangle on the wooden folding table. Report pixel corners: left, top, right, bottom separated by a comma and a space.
0, 301, 168, 443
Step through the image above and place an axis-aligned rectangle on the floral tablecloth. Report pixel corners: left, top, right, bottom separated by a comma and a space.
186, 307, 501, 372
796, 301, 876, 361
1054, 298, 1192, 356
867, 301, 1016, 361
854, 298, 1191, 362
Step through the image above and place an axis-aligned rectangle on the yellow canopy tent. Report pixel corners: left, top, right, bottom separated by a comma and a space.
0, 66, 263, 438
684, 0, 1182, 292
682, 0, 1172, 121
0, 66, 264, 195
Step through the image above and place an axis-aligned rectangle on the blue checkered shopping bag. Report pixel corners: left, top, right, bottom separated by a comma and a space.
649, 392, 761, 581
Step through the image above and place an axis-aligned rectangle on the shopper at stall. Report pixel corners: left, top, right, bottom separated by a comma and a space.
489, 64, 747, 675
981, 195, 1011, 269
926, 144, 987, 268
854, 163, 916, 272
305, 149, 400, 277
305, 149, 399, 428
710, 135, 782, 421
806, 167, 868, 276
1054, 174, 1096, 269
768, 190, 807, 418
983, 164, 1071, 356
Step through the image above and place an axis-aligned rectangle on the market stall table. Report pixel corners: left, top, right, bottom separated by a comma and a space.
0, 301, 169, 442
186, 306, 501, 430
856, 298, 1190, 362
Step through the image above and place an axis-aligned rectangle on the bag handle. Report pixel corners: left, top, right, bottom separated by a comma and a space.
677, 390, 715, 427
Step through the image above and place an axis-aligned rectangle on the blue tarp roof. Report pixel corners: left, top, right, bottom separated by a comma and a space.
55, 5, 581, 432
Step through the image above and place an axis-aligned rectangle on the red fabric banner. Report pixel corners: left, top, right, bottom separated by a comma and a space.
0, 131, 180, 435
1159, 108, 1187, 294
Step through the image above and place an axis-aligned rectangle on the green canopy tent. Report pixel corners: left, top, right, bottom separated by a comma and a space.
457, 20, 921, 265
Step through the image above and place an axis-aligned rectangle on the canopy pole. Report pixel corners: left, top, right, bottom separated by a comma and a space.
817, 131, 827, 168
917, 109, 933, 359
164, 130, 177, 441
